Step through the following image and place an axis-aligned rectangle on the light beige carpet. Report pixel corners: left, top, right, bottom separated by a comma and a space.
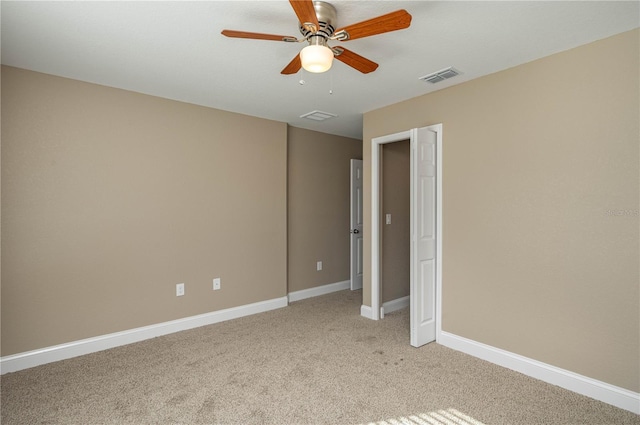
1, 289, 638, 424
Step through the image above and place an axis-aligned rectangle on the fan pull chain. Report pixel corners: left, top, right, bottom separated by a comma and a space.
330, 70, 333, 94
299, 68, 306, 86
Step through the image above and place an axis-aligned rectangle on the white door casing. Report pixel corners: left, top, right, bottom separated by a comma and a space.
369, 124, 442, 347
350, 159, 364, 291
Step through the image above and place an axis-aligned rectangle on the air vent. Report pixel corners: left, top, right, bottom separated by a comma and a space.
300, 110, 338, 121
419, 67, 461, 84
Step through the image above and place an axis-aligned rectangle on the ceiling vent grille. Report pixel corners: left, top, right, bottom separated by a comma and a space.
419, 67, 461, 84
300, 110, 338, 121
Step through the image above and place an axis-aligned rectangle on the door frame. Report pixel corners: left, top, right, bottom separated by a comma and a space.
369, 124, 443, 342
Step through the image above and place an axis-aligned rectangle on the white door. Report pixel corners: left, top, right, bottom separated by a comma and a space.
350, 159, 364, 290
410, 127, 437, 347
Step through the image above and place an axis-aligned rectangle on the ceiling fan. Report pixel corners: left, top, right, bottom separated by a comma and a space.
221, 0, 412, 75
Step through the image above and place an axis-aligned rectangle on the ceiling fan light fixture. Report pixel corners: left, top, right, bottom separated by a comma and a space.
300, 44, 333, 73
222, 1, 412, 75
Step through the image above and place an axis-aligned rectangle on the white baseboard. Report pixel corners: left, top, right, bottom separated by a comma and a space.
0, 296, 289, 375
287, 280, 350, 303
439, 331, 640, 414
360, 304, 374, 320
362, 296, 408, 320
381, 295, 409, 316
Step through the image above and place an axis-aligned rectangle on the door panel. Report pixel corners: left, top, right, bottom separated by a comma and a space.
411, 128, 437, 347
351, 159, 363, 290
356, 237, 363, 278
419, 259, 435, 323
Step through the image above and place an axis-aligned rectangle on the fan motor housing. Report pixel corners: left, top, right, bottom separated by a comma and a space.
299, 1, 337, 39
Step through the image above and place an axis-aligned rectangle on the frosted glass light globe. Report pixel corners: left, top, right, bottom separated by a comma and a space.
300, 45, 334, 73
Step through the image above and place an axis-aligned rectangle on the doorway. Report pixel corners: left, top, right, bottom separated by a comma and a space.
381, 140, 410, 311
369, 125, 443, 347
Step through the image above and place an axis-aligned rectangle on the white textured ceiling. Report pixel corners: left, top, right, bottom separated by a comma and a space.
2, 1, 638, 139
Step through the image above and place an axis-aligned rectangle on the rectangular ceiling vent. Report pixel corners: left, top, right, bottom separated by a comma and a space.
300, 110, 338, 122
419, 67, 461, 84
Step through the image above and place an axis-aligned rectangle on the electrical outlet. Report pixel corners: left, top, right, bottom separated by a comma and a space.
213, 278, 221, 291
317, 261, 322, 271
386, 213, 392, 225
176, 283, 185, 297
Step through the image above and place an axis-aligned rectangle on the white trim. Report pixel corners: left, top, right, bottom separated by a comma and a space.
439, 331, 640, 414
435, 124, 443, 343
381, 295, 410, 316
371, 130, 411, 321
370, 125, 443, 345
0, 296, 288, 375
287, 280, 350, 303
360, 304, 374, 320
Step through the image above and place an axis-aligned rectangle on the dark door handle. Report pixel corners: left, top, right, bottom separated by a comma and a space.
351, 229, 360, 234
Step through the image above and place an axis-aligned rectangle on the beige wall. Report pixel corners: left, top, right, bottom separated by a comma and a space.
287, 126, 362, 293
381, 140, 410, 303
1, 66, 287, 356
363, 29, 639, 392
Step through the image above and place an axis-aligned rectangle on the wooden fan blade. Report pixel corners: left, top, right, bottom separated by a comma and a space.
221, 29, 297, 42
334, 47, 378, 74
334, 10, 412, 41
281, 54, 302, 75
289, 0, 319, 33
